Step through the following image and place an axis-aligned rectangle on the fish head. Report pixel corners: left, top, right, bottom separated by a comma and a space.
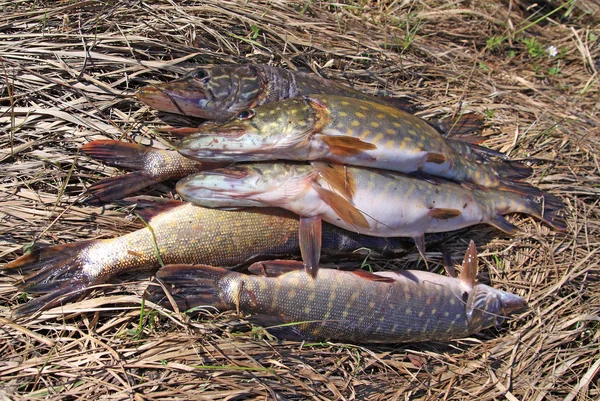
465, 283, 528, 333
176, 163, 314, 208
177, 97, 327, 162
135, 65, 263, 120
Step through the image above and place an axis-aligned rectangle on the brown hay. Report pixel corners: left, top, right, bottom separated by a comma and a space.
1, 1, 599, 400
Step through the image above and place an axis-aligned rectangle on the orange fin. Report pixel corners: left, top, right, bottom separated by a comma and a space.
248, 260, 305, 277
299, 216, 322, 279
459, 241, 478, 286
429, 208, 461, 220
318, 135, 377, 156
82, 140, 149, 169
84, 171, 160, 205
312, 184, 370, 229
311, 162, 356, 199
351, 270, 395, 283
425, 152, 447, 164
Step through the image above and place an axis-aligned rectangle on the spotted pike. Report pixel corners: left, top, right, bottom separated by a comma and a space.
3, 199, 413, 316
178, 95, 531, 190
177, 162, 566, 277
149, 241, 527, 343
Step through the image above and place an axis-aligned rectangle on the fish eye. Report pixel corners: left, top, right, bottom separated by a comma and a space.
237, 109, 256, 120
191, 69, 210, 82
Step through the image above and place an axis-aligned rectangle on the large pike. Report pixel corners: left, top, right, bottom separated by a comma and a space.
149, 241, 527, 343
3, 199, 413, 316
177, 162, 566, 277
178, 95, 531, 190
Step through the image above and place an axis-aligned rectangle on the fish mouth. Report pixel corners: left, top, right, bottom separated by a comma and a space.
176, 172, 267, 208
135, 82, 210, 117
178, 133, 272, 162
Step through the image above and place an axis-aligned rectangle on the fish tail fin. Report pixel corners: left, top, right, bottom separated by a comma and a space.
3, 241, 97, 316
491, 182, 567, 232
84, 171, 161, 204
149, 264, 237, 312
82, 140, 150, 170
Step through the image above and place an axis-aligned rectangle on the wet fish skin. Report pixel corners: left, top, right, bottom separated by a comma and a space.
177, 162, 566, 275
135, 64, 417, 120
178, 95, 531, 189
4, 200, 413, 316
151, 242, 528, 343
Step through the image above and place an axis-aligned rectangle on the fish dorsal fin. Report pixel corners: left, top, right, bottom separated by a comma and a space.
317, 135, 377, 156
429, 208, 462, 220
351, 270, 395, 283
248, 260, 305, 277
311, 162, 356, 199
459, 240, 478, 286
312, 183, 370, 229
123, 196, 187, 223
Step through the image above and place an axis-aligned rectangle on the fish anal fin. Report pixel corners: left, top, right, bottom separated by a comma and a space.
488, 215, 520, 235
351, 270, 395, 283
248, 260, 305, 277
311, 162, 356, 199
459, 241, 478, 286
299, 216, 323, 279
426, 152, 448, 164
413, 234, 429, 268
312, 185, 370, 229
429, 208, 461, 220
318, 135, 377, 156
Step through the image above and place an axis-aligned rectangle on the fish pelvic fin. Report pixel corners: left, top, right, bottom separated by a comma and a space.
150, 264, 236, 312
312, 184, 370, 230
299, 216, 323, 279
3, 241, 97, 316
425, 152, 448, 164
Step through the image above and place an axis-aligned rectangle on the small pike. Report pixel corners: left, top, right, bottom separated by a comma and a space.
150, 241, 528, 343
176, 163, 566, 277
178, 95, 532, 190
3, 199, 413, 316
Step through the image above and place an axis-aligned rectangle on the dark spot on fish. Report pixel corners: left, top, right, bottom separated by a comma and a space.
435, 188, 439, 194
463, 203, 468, 209
462, 292, 468, 303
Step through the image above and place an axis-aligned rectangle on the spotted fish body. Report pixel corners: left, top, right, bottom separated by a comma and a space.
135, 64, 417, 120
152, 242, 527, 343
4, 201, 411, 316
179, 95, 530, 189
177, 162, 566, 275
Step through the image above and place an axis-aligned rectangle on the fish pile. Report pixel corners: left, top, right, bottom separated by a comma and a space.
3, 63, 566, 344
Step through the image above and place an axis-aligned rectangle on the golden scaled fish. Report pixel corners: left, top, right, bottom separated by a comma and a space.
3, 199, 413, 316
176, 162, 566, 277
178, 95, 532, 190
149, 241, 528, 344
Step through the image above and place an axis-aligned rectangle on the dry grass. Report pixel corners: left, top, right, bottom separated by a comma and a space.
1, 0, 599, 399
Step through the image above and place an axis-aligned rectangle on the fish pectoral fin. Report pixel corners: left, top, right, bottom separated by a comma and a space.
351, 270, 395, 283
317, 135, 377, 156
428, 208, 462, 219
488, 215, 519, 235
459, 241, 478, 286
413, 235, 429, 269
312, 184, 370, 229
425, 152, 448, 164
299, 216, 323, 279
248, 260, 305, 277
311, 161, 356, 199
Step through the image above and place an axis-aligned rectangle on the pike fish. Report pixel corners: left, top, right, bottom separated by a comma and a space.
3, 199, 413, 316
178, 95, 531, 190
149, 241, 528, 343
177, 162, 566, 277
